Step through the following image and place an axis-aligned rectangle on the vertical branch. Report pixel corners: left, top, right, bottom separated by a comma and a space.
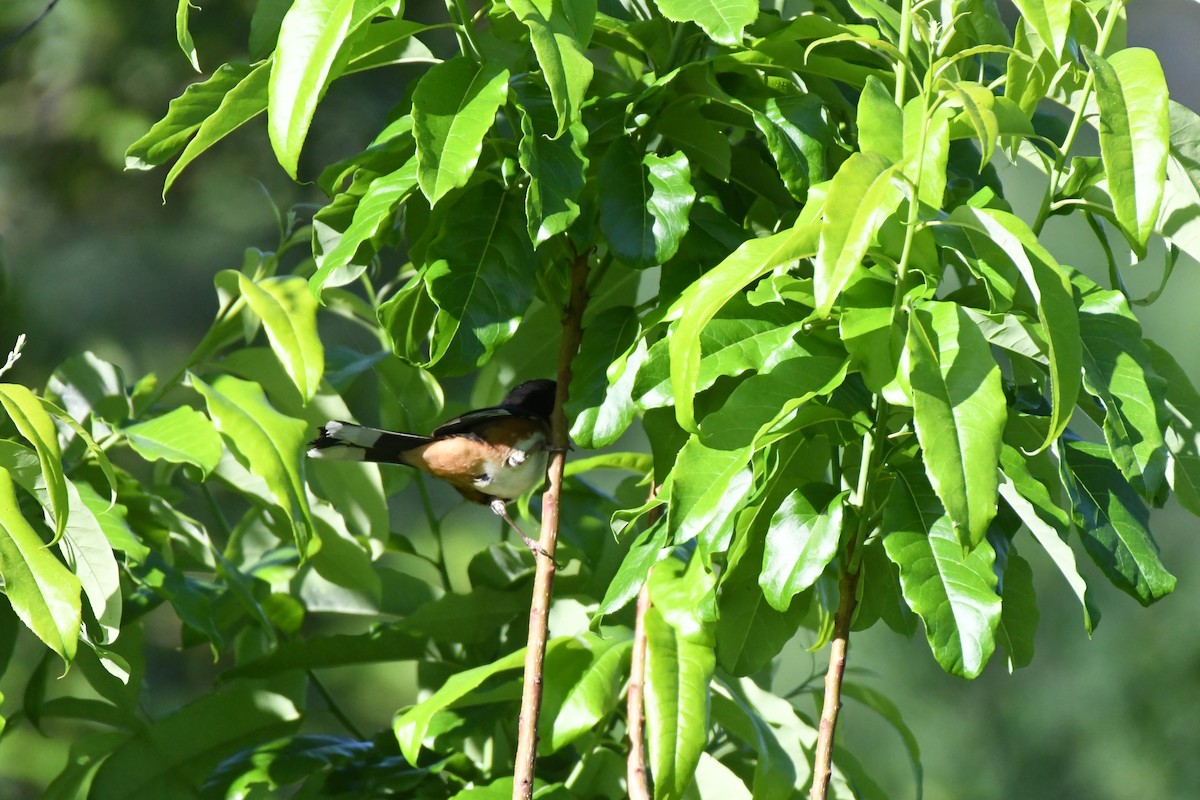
626, 580, 653, 800
807, 563, 861, 800
513, 252, 590, 800
627, 488, 661, 800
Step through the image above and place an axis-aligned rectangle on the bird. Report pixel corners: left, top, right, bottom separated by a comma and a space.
307, 379, 557, 556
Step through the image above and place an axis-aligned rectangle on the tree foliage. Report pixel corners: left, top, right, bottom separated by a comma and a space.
2, 0, 1198, 797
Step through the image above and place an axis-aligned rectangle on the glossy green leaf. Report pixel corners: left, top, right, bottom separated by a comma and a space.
58, 480, 122, 646
506, 0, 595, 135
636, 294, 812, 409
951, 207, 1081, 450
857, 75, 903, 162
903, 99, 952, 208
598, 142, 695, 268
268, 0, 393, 178
125, 63, 254, 169
998, 447, 1098, 632
1075, 276, 1168, 502
311, 155, 419, 292
421, 184, 537, 374
759, 485, 847, 610
514, 77, 589, 245
645, 560, 717, 800
666, 437, 753, 554
1062, 440, 1176, 605
652, 0, 757, 46
567, 306, 641, 449
0, 383, 68, 540
1147, 341, 1200, 516
237, 274, 325, 402
393, 644, 533, 764
412, 57, 510, 205
0, 468, 81, 666
192, 374, 315, 554
1010, 0, 1070, 59
814, 152, 904, 318
1082, 47, 1169, 254
123, 406, 223, 477
752, 94, 829, 200
176, 0, 200, 71
594, 514, 670, 619
88, 689, 299, 800
995, 547, 1037, 670
907, 301, 1006, 547
667, 221, 821, 431
946, 81, 999, 167
882, 469, 1001, 678
540, 632, 632, 754
162, 61, 271, 196
657, 103, 731, 180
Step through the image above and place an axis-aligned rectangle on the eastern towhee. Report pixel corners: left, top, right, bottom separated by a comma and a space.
307, 379, 557, 554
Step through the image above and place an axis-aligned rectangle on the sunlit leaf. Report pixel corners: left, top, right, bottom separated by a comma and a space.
123, 406, 223, 477
237, 274, 325, 402
759, 485, 846, 610
651, 0, 757, 46
0, 383, 68, 541
506, 0, 595, 135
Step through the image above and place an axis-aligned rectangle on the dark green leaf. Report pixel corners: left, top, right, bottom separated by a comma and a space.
598, 141, 695, 268
567, 306, 641, 448
506, 0, 595, 135
995, 547, 1037, 670
1062, 440, 1175, 605
514, 77, 589, 244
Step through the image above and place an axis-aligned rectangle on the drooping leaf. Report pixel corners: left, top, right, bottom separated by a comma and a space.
237, 274, 325, 402
1062, 440, 1176, 605
759, 485, 847, 610
412, 57, 510, 205
995, 547, 1037, 670
1075, 275, 1168, 502
419, 184, 538, 374
539, 632, 632, 754
513, 76, 589, 245
907, 301, 1006, 547
0, 383, 68, 541
0, 468, 81, 666
814, 152, 905, 317
192, 374, 315, 554
567, 306, 641, 449
505, 0, 595, 135
1147, 341, 1200, 517
752, 94, 830, 200
882, 468, 1001, 678
1082, 47, 1169, 255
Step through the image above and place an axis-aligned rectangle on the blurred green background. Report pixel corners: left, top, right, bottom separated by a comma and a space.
1, 1, 1198, 797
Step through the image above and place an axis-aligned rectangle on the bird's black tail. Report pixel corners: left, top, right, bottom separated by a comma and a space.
307, 421, 432, 464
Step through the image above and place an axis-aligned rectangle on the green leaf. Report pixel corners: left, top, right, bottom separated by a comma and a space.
752, 94, 830, 200
598, 142, 696, 268
950, 207, 1081, 450
1075, 276, 1168, 502
1062, 440, 1176, 605
644, 561, 717, 800
1010, 0, 1070, 59
506, 0, 595, 135
540, 632, 632, 754
995, 547, 1037, 670
998, 446, 1098, 633
403, 586, 528, 644
204, 735, 375, 797
163, 61, 272, 196
882, 468, 1001, 678
759, 485, 847, 610
420, 184, 537, 374
126, 64, 254, 170
311, 155, 419, 292
567, 306, 641, 449
192, 374, 315, 554
268, 0, 357, 178
594, 515, 670, 619
412, 57, 510, 205
224, 628, 426, 680
1082, 47, 1169, 255
666, 438, 753, 554
123, 406, 223, 477
839, 682, 922, 798
237, 274, 325, 402
856, 75, 903, 162
88, 688, 299, 800
667, 222, 821, 432
58, 480, 122, 646
176, 0, 200, 71
907, 301, 1006, 547
651, 0, 757, 46
946, 81, 999, 168
0, 468, 81, 666
814, 152, 905, 318
393, 645, 532, 764
514, 77, 589, 245
711, 675, 810, 800
0, 383, 68, 541
1147, 341, 1200, 517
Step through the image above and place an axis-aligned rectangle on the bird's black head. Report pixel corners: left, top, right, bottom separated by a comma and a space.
502, 379, 556, 420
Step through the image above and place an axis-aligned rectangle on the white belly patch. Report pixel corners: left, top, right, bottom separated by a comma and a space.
474, 434, 548, 499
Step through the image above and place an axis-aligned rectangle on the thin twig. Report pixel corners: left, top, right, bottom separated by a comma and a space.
808, 562, 861, 800
626, 487, 661, 800
512, 251, 590, 800
0, 0, 61, 51
626, 581, 653, 800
